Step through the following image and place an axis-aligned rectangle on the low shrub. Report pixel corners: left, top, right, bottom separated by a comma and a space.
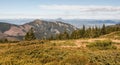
60, 55, 88, 65
87, 40, 117, 50
0, 39, 8, 43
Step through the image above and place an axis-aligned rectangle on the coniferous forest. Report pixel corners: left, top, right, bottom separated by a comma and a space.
49, 24, 120, 40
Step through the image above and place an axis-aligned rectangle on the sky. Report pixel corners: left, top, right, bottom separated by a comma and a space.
0, 0, 120, 19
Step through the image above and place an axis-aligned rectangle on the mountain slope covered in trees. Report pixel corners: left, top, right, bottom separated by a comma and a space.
50, 24, 120, 40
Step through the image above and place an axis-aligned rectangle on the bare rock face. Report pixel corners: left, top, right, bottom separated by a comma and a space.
0, 19, 78, 41
4, 26, 25, 36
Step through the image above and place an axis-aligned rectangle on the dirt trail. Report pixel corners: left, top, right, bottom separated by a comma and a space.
74, 38, 107, 47
61, 39, 89, 48
112, 40, 120, 43
75, 40, 87, 48
112, 40, 120, 48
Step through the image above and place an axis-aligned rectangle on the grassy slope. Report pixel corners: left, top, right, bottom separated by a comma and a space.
100, 31, 120, 40
0, 39, 120, 65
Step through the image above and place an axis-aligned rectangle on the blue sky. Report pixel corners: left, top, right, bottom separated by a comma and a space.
0, 0, 120, 19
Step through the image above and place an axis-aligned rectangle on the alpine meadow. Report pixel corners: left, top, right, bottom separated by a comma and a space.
0, 0, 120, 65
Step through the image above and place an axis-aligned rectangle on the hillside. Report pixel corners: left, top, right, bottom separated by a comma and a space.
0, 38, 120, 65
100, 31, 120, 39
0, 19, 78, 41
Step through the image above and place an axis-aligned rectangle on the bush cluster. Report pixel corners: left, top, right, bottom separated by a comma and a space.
87, 40, 117, 50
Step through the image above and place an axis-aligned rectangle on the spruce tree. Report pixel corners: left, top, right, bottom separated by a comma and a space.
49, 35, 54, 40
63, 30, 69, 40
94, 26, 100, 38
81, 25, 85, 38
71, 30, 79, 39
101, 24, 106, 35
85, 27, 92, 38
24, 28, 36, 41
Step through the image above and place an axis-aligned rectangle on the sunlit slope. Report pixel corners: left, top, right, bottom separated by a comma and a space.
100, 31, 120, 39
0, 39, 120, 65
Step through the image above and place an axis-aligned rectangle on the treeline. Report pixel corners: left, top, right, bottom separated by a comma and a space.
24, 24, 120, 41
2, 24, 120, 42
0, 39, 8, 43
0, 38, 19, 43
49, 24, 120, 40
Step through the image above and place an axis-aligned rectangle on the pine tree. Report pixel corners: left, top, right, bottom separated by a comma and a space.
78, 29, 83, 38
63, 30, 69, 40
49, 35, 54, 40
94, 26, 100, 38
71, 31, 75, 39
55, 33, 62, 40
24, 28, 36, 41
85, 27, 92, 38
81, 25, 86, 38
101, 24, 106, 35
71, 30, 79, 39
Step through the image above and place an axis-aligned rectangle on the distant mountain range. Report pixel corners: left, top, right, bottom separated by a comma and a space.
0, 18, 120, 28
54, 18, 120, 28
0, 19, 77, 41
0, 18, 120, 41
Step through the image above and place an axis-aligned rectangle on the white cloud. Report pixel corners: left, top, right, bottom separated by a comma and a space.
1, 5, 120, 19
38, 5, 120, 19
39, 5, 120, 12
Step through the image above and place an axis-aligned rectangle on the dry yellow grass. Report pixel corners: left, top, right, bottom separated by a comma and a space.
0, 39, 120, 65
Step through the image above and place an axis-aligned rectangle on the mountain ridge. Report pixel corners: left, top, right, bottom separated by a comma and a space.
0, 19, 120, 28
0, 19, 78, 41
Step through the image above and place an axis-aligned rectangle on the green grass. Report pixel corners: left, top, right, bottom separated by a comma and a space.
101, 31, 120, 40
87, 40, 117, 50
0, 39, 120, 65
